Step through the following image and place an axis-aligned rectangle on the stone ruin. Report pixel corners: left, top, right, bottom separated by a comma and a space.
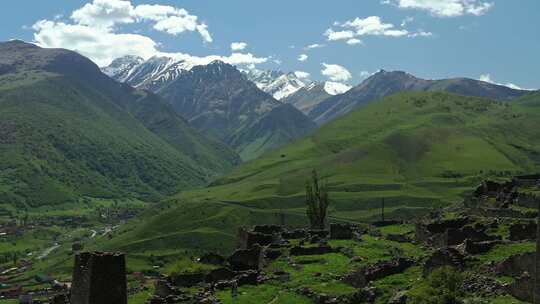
146, 223, 373, 304
71, 252, 127, 304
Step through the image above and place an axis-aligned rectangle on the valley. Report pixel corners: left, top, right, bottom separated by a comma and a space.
0, 32, 539, 304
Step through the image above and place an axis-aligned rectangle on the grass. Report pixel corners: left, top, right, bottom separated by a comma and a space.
216, 284, 312, 304
477, 241, 535, 263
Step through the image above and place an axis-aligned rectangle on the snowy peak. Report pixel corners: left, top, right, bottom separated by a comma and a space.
101, 55, 144, 82
101, 55, 204, 90
244, 69, 314, 100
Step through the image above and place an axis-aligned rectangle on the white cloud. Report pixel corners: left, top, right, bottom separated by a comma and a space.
294, 71, 311, 79
298, 54, 308, 62
32, 20, 158, 66
346, 38, 362, 45
384, 0, 494, 17
231, 42, 247, 51
479, 74, 534, 91
71, 0, 134, 28
69, 0, 212, 42
344, 16, 408, 37
321, 63, 352, 82
31, 0, 269, 68
305, 43, 325, 50
326, 16, 432, 44
324, 81, 352, 95
325, 29, 355, 41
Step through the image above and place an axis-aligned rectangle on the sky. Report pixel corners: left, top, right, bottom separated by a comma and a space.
1, 0, 539, 89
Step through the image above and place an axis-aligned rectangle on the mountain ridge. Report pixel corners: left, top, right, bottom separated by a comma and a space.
0, 41, 239, 206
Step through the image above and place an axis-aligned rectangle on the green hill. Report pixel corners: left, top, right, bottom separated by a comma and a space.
98, 91, 540, 256
0, 41, 239, 207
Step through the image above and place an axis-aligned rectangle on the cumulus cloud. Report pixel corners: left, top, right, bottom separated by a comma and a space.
321, 63, 352, 82
298, 54, 308, 62
231, 42, 247, 51
32, 20, 158, 66
479, 74, 534, 91
70, 0, 212, 42
31, 0, 269, 68
294, 71, 311, 79
324, 16, 431, 44
384, 0, 494, 17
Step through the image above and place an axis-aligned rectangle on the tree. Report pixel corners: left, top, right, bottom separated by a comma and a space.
305, 169, 329, 230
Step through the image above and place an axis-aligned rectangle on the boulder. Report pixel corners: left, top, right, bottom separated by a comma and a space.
227, 245, 263, 271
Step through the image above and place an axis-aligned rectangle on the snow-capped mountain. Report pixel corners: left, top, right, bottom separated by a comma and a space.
101, 55, 144, 82
102, 55, 205, 91
244, 69, 314, 100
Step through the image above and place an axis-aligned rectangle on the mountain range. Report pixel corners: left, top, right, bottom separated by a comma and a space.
103, 56, 317, 160
1, 41, 535, 208
308, 70, 529, 125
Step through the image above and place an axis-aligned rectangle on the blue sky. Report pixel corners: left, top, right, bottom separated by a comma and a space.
1, 0, 539, 89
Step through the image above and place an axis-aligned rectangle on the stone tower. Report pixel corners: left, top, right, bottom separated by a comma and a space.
71, 252, 127, 304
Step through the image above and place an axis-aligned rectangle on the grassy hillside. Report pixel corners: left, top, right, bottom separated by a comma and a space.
0, 72, 207, 207
0, 41, 240, 207
99, 91, 540, 255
